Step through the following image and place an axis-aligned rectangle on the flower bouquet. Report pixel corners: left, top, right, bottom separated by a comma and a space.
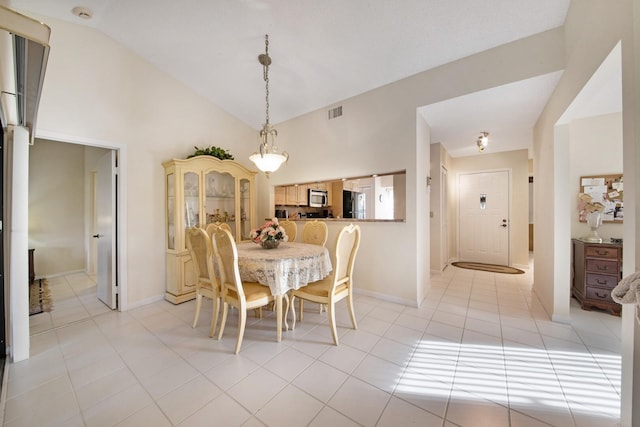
250, 218, 288, 249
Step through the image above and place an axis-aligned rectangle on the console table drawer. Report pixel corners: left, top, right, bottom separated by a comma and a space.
585, 287, 615, 304
586, 273, 618, 289
585, 246, 620, 259
586, 259, 619, 274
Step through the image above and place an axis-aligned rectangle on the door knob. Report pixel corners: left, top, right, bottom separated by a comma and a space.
500, 224, 507, 228
92, 234, 102, 238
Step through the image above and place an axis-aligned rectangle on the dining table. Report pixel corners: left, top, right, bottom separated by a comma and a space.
236, 241, 332, 342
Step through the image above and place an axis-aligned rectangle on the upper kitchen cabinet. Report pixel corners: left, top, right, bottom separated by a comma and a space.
282, 184, 308, 206
274, 186, 286, 205
163, 156, 256, 303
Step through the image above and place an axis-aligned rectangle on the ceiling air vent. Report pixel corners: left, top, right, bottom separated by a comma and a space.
328, 105, 342, 120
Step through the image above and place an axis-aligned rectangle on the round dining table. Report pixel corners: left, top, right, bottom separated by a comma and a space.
236, 241, 332, 342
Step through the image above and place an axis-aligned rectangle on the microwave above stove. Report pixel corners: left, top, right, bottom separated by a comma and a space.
308, 189, 328, 207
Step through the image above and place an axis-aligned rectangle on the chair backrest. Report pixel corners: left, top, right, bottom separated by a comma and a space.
301, 220, 328, 246
185, 227, 216, 286
206, 222, 232, 239
280, 220, 297, 242
210, 226, 246, 301
332, 223, 361, 288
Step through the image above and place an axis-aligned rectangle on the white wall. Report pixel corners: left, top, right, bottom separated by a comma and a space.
569, 113, 623, 241
533, 0, 634, 319
30, 17, 256, 306
28, 139, 86, 276
533, 1, 639, 423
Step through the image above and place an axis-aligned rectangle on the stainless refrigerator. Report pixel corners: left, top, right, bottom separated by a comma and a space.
343, 190, 365, 219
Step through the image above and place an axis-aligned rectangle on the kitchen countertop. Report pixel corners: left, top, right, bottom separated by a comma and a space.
269, 218, 404, 223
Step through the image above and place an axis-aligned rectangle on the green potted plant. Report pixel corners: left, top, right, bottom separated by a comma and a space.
187, 145, 234, 160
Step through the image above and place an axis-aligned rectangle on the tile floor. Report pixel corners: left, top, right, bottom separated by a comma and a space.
2, 264, 622, 427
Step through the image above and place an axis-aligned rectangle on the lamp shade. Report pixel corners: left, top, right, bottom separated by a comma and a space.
249, 152, 287, 173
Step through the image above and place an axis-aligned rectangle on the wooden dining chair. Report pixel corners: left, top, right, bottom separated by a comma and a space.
301, 219, 330, 312
206, 221, 232, 239
301, 220, 328, 246
280, 220, 297, 242
211, 226, 275, 354
290, 223, 361, 345
185, 227, 220, 337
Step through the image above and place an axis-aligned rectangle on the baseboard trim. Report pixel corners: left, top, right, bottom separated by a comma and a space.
126, 294, 166, 310
354, 288, 418, 308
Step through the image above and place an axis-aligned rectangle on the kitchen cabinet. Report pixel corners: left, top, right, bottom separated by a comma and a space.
571, 239, 622, 316
283, 184, 308, 206
274, 186, 286, 205
163, 156, 256, 303
285, 185, 298, 205
297, 185, 308, 205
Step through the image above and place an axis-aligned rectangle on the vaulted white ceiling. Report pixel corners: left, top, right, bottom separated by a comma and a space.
11, 0, 577, 156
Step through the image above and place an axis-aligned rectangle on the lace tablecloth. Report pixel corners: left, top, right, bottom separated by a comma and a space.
236, 242, 332, 296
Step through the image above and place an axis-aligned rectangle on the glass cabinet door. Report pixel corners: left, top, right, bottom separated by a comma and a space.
204, 171, 236, 231
240, 178, 251, 241
184, 171, 199, 231
167, 173, 175, 249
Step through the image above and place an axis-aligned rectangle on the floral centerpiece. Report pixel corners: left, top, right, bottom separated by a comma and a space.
250, 218, 288, 249
578, 193, 605, 222
578, 193, 605, 243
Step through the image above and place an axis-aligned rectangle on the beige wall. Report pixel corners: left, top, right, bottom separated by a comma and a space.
28, 140, 86, 276
269, 31, 563, 305
569, 113, 623, 241
28, 141, 112, 278
450, 149, 530, 267
30, 16, 256, 307
27, 14, 563, 307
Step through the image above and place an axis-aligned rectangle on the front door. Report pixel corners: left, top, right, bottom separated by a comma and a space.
458, 170, 509, 265
95, 150, 117, 309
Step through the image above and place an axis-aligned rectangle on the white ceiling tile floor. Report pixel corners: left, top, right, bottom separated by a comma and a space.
9, 262, 621, 426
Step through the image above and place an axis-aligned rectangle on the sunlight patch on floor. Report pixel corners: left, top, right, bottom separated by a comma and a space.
395, 339, 620, 418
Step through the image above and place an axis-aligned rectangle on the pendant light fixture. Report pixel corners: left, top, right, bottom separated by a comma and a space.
249, 34, 288, 176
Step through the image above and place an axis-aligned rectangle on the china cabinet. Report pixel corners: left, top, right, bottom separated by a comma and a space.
163, 156, 256, 303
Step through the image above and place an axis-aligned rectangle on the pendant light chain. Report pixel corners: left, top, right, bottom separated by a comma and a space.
263, 34, 270, 126
249, 33, 288, 176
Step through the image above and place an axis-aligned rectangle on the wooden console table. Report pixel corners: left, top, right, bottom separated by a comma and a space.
571, 239, 622, 316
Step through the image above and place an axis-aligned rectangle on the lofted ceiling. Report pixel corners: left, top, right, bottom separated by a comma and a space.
9, 0, 577, 156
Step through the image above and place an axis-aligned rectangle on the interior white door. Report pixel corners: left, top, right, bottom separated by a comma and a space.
95, 150, 117, 309
440, 165, 449, 270
458, 170, 509, 265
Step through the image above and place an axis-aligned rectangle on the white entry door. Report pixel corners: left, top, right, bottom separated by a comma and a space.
95, 150, 117, 309
458, 170, 509, 265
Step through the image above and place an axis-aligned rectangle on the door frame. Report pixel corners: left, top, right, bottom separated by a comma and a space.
456, 168, 512, 266
35, 130, 128, 311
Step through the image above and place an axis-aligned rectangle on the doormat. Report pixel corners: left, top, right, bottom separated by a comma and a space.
452, 262, 525, 274
29, 278, 53, 316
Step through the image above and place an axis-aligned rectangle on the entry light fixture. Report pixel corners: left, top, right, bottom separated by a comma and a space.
249, 34, 289, 177
477, 132, 489, 152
